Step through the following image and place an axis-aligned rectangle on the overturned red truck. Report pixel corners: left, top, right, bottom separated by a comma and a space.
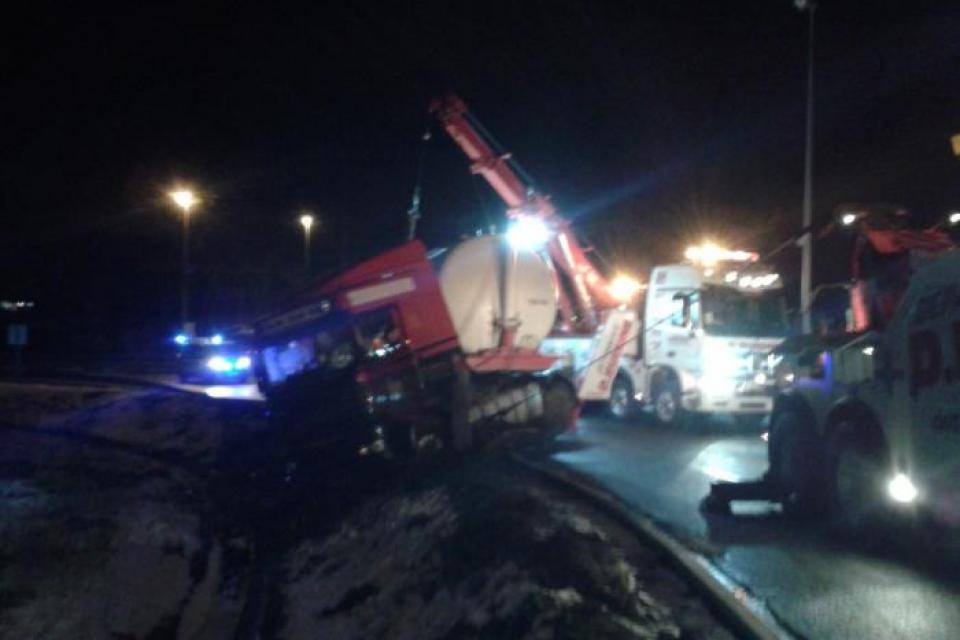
253, 236, 581, 456
253, 95, 638, 456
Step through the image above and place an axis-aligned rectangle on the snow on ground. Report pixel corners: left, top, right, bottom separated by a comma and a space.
0, 442, 211, 639
0, 384, 260, 639
275, 461, 735, 640
0, 382, 268, 464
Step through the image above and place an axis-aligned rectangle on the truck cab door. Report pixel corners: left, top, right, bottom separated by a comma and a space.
645, 288, 701, 380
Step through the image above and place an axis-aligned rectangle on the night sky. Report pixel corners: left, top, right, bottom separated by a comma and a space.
2, 1, 958, 351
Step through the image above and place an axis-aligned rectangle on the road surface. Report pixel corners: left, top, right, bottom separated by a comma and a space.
544, 412, 960, 640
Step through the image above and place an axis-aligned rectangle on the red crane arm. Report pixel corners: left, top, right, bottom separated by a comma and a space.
430, 95, 622, 333
430, 94, 543, 214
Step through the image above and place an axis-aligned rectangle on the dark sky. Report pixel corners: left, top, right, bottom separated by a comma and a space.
2, 1, 959, 344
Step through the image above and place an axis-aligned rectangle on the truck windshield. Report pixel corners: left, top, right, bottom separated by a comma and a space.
701, 285, 787, 337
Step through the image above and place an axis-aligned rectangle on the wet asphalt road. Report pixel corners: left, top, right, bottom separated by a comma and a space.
548, 412, 960, 640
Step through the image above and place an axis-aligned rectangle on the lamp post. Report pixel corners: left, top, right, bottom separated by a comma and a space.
299, 212, 316, 271
169, 189, 198, 332
796, 0, 817, 334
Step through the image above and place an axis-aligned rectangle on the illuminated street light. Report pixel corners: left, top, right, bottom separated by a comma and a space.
949, 211, 960, 226
169, 189, 197, 213
840, 212, 858, 226
299, 212, 316, 270
168, 187, 200, 332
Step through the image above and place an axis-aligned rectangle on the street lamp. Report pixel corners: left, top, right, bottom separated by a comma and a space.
169, 188, 198, 332
949, 211, 960, 226
796, 0, 817, 334
299, 212, 316, 270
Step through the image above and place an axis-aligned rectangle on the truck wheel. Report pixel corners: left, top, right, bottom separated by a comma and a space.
542, 378, 578, 436
826, 421, 886, 528
770, 410, 827, 518
652, 379, 683, 427
608, 374, 636, 420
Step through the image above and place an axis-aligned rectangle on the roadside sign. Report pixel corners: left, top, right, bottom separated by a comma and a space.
7, 324, 28, 346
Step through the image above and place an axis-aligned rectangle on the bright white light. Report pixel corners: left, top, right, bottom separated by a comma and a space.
862, 345, 875, 356
608, 274, 642, 302
754, 372, 768, 385
169, 189, 197, 213
841, 212, 858, 226
235, 356, 252, 370
949, 211, 960, 226
700, 375, 736, 398
783, 372, 795, 383
206, 356, 232, 372
725, 271, 738, 283
739, 275, 753, 288
888, 473, 918, 504
211, 334, 224, 345
506, 216, 550, 250
299, 213, 315, 231
174, 333, 189, 346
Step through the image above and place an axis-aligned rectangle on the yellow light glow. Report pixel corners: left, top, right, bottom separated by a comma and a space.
299, 214, 315, 231
169, 189, 198, 213
608, 274, 642, 302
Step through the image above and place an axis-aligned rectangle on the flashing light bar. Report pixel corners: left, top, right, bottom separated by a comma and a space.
684, 242, 758, 267
737, 273, 780, 289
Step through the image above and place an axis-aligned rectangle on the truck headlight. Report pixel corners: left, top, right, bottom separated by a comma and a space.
887, 473, 918, 504
207, 356, 232, 372
700, 375, 735, 397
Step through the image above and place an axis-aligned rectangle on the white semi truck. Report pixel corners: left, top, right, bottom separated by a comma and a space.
543, 244, 789, 426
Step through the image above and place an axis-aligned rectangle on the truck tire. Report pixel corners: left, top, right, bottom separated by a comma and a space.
825, 421, 887, 529
450, 364, 475, 453
652, 379, 683, 427
770, 409, 827, 518
542, 377, 578, 436
608, 374, 636, 420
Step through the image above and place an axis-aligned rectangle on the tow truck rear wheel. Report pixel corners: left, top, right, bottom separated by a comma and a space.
608, 374, 636, 420
652, 379, 684, 427
826, 421, 887, 529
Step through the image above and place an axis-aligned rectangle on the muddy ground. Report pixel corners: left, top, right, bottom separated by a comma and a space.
0, 382, 736, 639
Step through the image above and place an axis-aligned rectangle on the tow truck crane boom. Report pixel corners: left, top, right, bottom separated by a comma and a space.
430, 94, 623, 334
